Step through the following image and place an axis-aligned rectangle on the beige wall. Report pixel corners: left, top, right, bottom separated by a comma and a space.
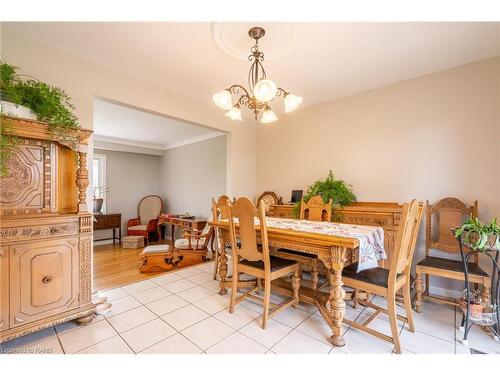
0, 26, 257, 201
257, 56, 500, 295
160, 135, 226, 221
92, 149, 162, 241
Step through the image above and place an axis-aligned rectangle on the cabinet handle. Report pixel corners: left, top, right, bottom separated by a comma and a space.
42, 276, 53, 284
14, 315, 25, 323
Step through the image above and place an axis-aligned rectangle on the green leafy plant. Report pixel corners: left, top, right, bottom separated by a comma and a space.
292, 170, 357, 218
454, 216, 500, 251
0, 60, 79, 176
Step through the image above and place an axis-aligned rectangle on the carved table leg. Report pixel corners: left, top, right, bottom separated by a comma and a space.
218, 230, 229, 295
329, 267, 346, 347
311, 262, 319, 290
415, 271, 423, 313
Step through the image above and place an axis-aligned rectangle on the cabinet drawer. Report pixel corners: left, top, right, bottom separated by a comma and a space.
9, 238, 79, 327
106, 215, 121, 228
0, 247, 8, 332
93, 215, 106, 229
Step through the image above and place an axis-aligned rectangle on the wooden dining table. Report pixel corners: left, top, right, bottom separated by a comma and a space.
209, 217, 365, 347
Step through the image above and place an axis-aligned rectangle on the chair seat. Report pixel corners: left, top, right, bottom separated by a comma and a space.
175, 238, 205, 250
343, 262, 402, 288
128, 225, 148, 231
416, 256, 488, 276
240, 256, 297, 272
277, 248, 317, 259
142, 244, 170, 254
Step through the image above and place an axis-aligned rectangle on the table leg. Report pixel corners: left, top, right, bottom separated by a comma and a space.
171, 224, 175, 244
113, 228, 116, 245
119, 226, 122, 246
328, 246, 347, 347
218, 230, 229, 295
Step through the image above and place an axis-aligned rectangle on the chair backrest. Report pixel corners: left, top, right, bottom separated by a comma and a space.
228, 197, 270, 267
138, 195, 163, 225
212, 195, 231, 221
390, 199, 424, 277
300, 195, 332, 222
426, 197, 478, 254
256, 191, 279, 215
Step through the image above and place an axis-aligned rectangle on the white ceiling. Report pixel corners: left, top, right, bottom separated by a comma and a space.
93, 98, 224, 150
5, 22, 500, 109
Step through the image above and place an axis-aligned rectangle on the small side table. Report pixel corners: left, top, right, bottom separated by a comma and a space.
94, 212, 122, 245
158, 215, 207, 243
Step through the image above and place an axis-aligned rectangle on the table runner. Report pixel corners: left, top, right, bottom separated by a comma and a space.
266, 218, 385, 272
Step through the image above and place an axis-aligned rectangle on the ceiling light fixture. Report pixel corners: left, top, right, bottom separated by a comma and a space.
213, 27, 302, 123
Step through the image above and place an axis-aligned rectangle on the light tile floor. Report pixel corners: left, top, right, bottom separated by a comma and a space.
1, 261, 499, 355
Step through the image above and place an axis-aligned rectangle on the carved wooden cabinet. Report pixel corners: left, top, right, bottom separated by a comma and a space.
0, 116, 94, 343
269, 202, 403, 269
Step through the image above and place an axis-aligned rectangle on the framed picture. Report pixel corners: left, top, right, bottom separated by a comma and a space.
291, 190, 303, 203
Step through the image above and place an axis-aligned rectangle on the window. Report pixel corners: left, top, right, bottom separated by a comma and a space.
92, 154, 107, 210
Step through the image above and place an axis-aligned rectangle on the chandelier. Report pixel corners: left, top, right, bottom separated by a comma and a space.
212, 27, 303, 123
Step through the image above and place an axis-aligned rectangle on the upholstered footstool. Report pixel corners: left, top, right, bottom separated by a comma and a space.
122, 235, 145, 249
139, 244, 183, 273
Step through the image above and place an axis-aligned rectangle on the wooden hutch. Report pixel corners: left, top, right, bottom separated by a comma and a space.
0, 116, 95, 343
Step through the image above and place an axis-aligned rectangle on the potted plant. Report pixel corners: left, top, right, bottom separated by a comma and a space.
458, 289, 485, 320
454, 216, 500, 251
0, 60, 80, 176
292, 170, 356, 218
93, 186, 110, 213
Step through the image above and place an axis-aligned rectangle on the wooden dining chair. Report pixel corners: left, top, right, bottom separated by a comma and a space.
227, 197, 301, 329
275, 195, 333, 289
415, 198, 489, 312
211, 195, 231, 280
342, 199, 423, 354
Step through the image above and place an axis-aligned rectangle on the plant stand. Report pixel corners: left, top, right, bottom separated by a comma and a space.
456, 233, 500, 346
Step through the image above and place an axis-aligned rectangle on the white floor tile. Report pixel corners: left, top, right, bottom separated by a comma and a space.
201, 280, 222, 292
239, 318, 292, 349
207, 332, 267, 354
76, 335, 133, 354
0, 327, 56, 352
272, 330, 332, 354
97, 287, 129, 302
340, 327, 395, 353
140, 333, 202, 354
54, 317, 103, 336
176, 285, 215, 303
400, 329, 455, 353
107, 306, 157, 333
354, 311, 405, 337
59, 320, 117, 354
175, 266, 204, 278
131, 286, 172, 304
122, 279, 158, 294
150, 272, 182, 285
295, 314, 334, 345
272, 306, 313, 328
193, 294, 229, 314
161, 305, 210, 331
188, 272, 214, 285
163, 279, 197, 293
10, 336, 64, 355
181, 317, 235, 350
120, 318, 176, 353
214, 306, 261, 330
146, 294, 189, 316
412, 308, 455, 342
455, 323, 500, 354
106, 295, 142, 317
195, 261, 216, 274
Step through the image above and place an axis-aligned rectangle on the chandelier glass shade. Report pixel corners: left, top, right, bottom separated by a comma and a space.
213, 27, 302, 123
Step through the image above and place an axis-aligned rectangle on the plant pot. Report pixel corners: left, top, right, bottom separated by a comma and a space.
93, 198, 104, 213
465, 231, 499, 251
1, 100, 37, 120
459, 299, 484, 320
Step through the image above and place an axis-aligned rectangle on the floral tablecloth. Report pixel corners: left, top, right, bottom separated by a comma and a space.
266, 217, 385, 272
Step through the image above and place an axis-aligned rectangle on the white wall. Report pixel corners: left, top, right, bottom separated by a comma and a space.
93, 149, 162, 241
0, 26, 257, 201
159, 135, 227, 218
257, 56, 500, 295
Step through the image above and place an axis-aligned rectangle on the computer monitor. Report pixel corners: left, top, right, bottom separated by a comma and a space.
291, 190, 303, 203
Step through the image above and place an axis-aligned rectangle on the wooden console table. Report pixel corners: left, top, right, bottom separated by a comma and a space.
158, 215, 207, 243
93, 213, 122, 245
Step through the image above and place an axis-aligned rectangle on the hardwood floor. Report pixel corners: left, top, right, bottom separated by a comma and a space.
93, 240, 207, 291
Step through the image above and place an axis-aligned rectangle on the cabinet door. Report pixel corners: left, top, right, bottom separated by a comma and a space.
0, 247, 8, 332
93, 215, 106, 229
106, 214, 120, 228
10, 238, 79, 327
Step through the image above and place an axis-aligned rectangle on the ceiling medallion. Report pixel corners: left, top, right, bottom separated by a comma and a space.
212, 27, 302, 123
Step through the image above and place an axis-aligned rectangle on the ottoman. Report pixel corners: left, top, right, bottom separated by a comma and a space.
122, 235, 145, 249
139, 244, 183, 273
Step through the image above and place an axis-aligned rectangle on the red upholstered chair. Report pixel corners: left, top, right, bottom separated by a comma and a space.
127, 195, 163, 245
